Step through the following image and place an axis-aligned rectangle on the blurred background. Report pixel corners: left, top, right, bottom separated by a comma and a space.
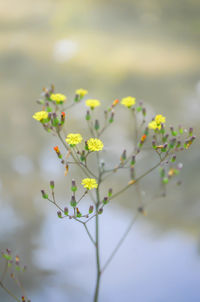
0, 0, 200, 301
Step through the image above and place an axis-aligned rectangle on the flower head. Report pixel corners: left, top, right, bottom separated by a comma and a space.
148, 114, 166, 130
85, 99, 101, 109
81, 178, 98, 190
76, 89, 88, 98
121, 96, 136, 108
33, 111, 48, 121
66, 133, 83, 146
155, 114, 166, 125
87, 138, 104, 152
50, 93, 67, 104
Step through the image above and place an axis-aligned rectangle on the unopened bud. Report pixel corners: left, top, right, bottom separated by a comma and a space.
131, 155, 136, 166
94, 119, 100, 130
85, 110, 91, 121
169, 138, 176, 149
162, 134, 169, 143
71, 179, 77, 192
152, 140, 156, 149
142, 107, 146, 116
70, 195, 77, 207
89, 205, 94, 214
121, 149, 126, 161
178, 125, 184, 134
50, 180, 54, 189
189, 127, 193, 136
162, 177, 169, 184
171, 154, 176, 162
108, 188, 113, 197
98, 208, 103, 215
103, 197, 108, 205
64, 207, 69, 216
41, 190, 48, 199
109, 111, 114, 123
57, 211, 62, 218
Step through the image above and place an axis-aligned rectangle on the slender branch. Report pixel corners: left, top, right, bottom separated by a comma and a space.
1, 260, 8, 282
0, 281, 21, 302
101, 213, 139, 273
83, 224, 96, 246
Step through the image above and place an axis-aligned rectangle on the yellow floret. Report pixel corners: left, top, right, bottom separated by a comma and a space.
66, 133, 83, 146
155, 114, 166, 125
87, 138, 104, 152
76, 89, 88, 98
32, 111, 48, 121
50, 93, 67, 104
121, 96, 136, 108
148, 120, 159, 130
81, 178, 98, 190
85, 99, 101, 109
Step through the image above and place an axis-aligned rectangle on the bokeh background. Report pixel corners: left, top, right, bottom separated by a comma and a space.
0, 0, 200, 301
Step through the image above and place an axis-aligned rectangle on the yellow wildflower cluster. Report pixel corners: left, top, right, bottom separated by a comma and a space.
50, 93, 67, 104
121, 96, 136, 108
87, 138, 104, 152
81, 178, 98, 190
66, 133, 83, 146
148, 114, 166, 130
85, 99, 101, 109
32, 111, 48, 121
76, 89, 88, 98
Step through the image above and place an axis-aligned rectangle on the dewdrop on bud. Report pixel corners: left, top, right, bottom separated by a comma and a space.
108, 188, 112, 197
64, 207, 69, 216
89, 205, 94, 214
70, 195, 77, 207
50, 180, 55, 189
71, 179, 77, 192
57, 211, 62, 218
41, 190, 48, 199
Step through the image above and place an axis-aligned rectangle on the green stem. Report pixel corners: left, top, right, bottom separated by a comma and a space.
93, 188, 101, 302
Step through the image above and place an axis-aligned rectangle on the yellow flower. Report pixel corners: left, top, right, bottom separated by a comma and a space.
121, 96, 136, 108
50, 93, 67, 104
85, 99, 101, 109
148, 114, 166, 130
76, 89, 88, 98
66, 133, 83, 146
81, 178, 98, 190
155, 114, 166, 125
32, 111, 48, 121
87, 138, 104, 152
148, 120, 160, 130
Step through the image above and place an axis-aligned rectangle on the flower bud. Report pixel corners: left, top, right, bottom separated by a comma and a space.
70, 195, 77, 207
162, 177, 169, 184
120, 150, 126, 161
50, 180, 54, 189
94, 119, 100, 130
85, 140, 89, 151
171, 154, 176, 162
80, 150, 86, 162
178, 125, 184, 134
57, 211, 62, 218
142, 107, 146, 116
176, 140, 181, 148
131, 155, 136, 166
108, 188, 112, 197
161, 143, 168, 152
152, 140, 156, 149
76, 208, 82, 218
109, 111, 114, 123
85, 110, 91, 121
41, 190, 48, 199
103, 197, 108, 205
162, 134, 169, 143
189, 127, 193, 136
71, 179, 77, 192
169, 138, 176, 149
64, 207, 69, 216
89, 205, 94, 214
98, 208, 103, 215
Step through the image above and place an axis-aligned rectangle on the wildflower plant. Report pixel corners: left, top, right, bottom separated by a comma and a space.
33, 85, 195, 302
0, 249, 30, 302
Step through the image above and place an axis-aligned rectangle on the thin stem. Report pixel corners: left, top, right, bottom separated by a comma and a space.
94, 189, 101, 302
0, 281, 21, 302
1, 260, 8, 282
83, 224, 96, 246
102, 213, 139, 273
